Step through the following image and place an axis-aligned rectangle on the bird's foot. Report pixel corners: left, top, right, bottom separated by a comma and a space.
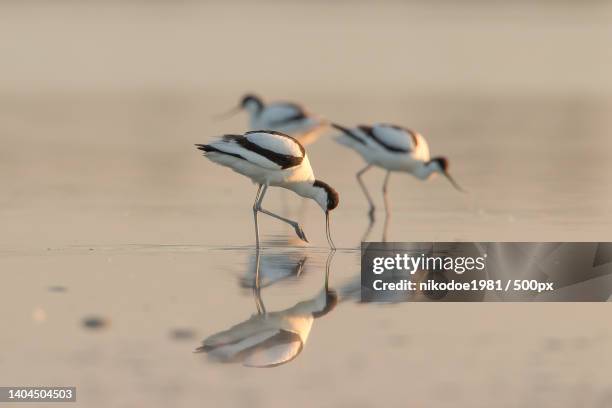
293, 224, 309, 243
295, 257, 307, 276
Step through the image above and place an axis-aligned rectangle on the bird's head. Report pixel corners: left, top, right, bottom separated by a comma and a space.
312, 289, 338, 318
312, 180, 339, 213
213, 93, 263, 120
240, 93, 264, 113
429, 156, 449, 173
427, 156, 465, 192
311, 180, 339, 249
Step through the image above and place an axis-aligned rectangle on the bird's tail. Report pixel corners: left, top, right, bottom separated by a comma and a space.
330, 123, 351, 133
195, 138, 246, 164
195, 134, 243, 154
330, 123, 365, 147
194, 344, 213, 353
195, 143, 216, 153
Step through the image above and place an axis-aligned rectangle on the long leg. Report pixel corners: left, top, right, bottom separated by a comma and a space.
382, 212, 390, 242
361, 218, 375, 243
382, 171, 392, 242
254, 287, 266, 315
256, 184, 308, 242
253, 184, 263, 248
383, 171, 392, 217
357, 164, 375, 221
253, 248, 266, 314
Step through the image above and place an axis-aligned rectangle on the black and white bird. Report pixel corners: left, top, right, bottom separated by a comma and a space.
197, 250, 337, 368
217, 94, 328, 146
195, 130, 339, 248
333, 123, 463, 220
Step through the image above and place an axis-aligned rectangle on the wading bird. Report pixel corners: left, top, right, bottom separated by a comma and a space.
216, 94, 328, 145
196, 250, 337, 368
195, 130, 339, 248
332, 123, 463, 220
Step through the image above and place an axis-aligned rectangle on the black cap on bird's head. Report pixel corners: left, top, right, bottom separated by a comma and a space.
312, 289, 338, 318
240, 93, 264, 110
313, 180, 339, 212
430, 156, 449, 172
312, 179, 339, 249
428, 156, 465, 192
213, 93, 264, 120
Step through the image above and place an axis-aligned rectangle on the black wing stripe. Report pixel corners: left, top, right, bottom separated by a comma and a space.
239, 132, 304, 169
358, 125, 410, 153
268, 112, 307, 127
331, 123, 367, 145
244, 130, 306, 154
267, 104, 308, 127
195, 143, 246, 161
387, 124, 419, 147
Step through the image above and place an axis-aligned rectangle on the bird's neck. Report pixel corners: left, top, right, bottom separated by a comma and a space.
414, 162, 436, 180
288, 181, 326, 211
291, 289, 335, 318
289, 180, 316, 198
244, 99, 264, 117
311, 290, 337, 318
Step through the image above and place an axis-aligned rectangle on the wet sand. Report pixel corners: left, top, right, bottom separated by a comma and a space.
1, 1, 612, 407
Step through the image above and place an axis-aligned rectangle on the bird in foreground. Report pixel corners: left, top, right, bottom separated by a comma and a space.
216, 94, 329, 146
196, 250, 337, 367
333, 123, 464, 220
196, 130, 339, 248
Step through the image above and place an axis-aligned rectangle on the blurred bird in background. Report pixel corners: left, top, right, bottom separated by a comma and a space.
216, 93, 329, 146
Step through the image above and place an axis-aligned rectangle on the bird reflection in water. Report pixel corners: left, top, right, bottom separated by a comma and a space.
197, 249, 337, 367
239, 237, 309, 289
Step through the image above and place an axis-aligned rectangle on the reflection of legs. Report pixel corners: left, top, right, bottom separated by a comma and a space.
253, 249, 266, 314
256, 184, 308, 242
294, 257, 307, 277
254, 288, 266, 315
382, 213, 390, 242
252, 185, 263, 248
357, 164, 375, 220
324, 249, 336, 291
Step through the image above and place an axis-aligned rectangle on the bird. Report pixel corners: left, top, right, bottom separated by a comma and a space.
195, 130, 339, 248
332, 123, 464, 220
215, 94, 328, 146
196, 249, 337, 368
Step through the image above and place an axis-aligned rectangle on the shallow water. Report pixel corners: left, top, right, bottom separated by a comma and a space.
3, 239, 612, 407
2, 1, 612, 407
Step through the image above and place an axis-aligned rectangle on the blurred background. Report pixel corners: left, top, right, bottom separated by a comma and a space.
2, 1, 612, 248
1, 1, 612, 407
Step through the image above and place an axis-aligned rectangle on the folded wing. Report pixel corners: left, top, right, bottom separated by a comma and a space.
200, 328, 304, 367
359, 124, 417, 153
200, 131, 305, 170
260, 103, 309, 128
